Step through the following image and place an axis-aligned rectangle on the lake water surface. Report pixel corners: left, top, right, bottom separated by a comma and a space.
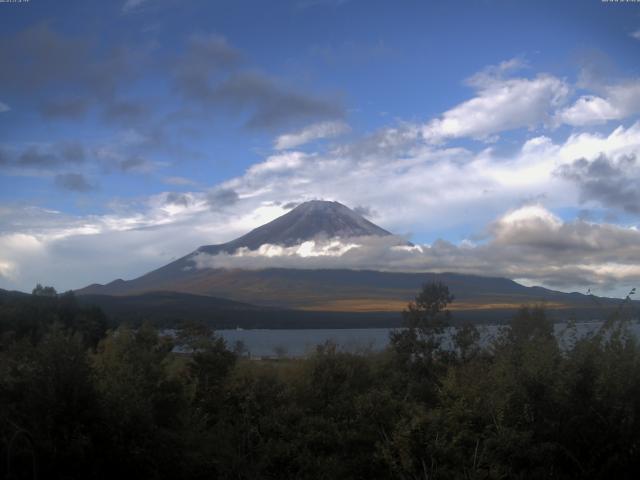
215, 321, 640, 358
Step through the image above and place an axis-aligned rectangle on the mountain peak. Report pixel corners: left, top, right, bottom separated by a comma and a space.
291, 200, 348, 211
198, 200, 391, 255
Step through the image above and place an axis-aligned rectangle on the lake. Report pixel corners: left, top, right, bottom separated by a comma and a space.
214, 321, 640, 358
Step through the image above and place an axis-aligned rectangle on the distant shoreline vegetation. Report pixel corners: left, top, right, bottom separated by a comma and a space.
1, 283, 640, 478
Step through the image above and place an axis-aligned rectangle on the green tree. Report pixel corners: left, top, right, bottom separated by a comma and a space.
0, 326, 99, 479
452, 322, 481, 363
91, 324, 188, 479
389, 282, 454, 402
31, 284, 57, 297
508, 304, 553, 344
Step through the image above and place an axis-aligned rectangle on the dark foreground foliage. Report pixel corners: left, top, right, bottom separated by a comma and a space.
1, 284, 640, 479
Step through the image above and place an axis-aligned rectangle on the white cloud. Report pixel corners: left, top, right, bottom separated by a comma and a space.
0, 102, 9, 113
274, 120, 350, 150
247, 151, 309, 176
556, 95, 621, 126
556, 122, 640, 161
557, 80, 640, 126
212, 238, 362, 260
422, 71, 569, 143
0, 233, 46, 286
421, 59, 640, 139
631, 29, 640, 41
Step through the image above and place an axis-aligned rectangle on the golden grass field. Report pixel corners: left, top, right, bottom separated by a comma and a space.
297, 298, 572, 313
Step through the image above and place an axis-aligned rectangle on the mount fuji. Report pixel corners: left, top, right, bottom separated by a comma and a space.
76, 200, 628, 325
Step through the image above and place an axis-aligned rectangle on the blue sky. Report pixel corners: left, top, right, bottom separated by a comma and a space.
2, 0, 640, 295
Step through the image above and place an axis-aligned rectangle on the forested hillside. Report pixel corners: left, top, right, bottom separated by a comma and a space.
1, 284, 640, 479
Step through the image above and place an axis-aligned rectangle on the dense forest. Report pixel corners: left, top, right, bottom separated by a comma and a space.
1, 283, 640, 479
